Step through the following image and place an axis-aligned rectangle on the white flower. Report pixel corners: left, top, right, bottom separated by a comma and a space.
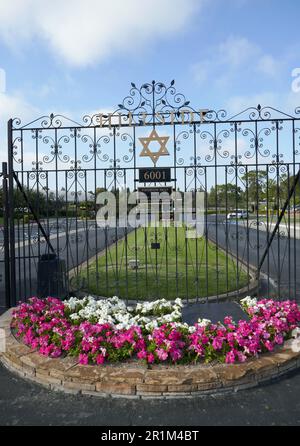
116, 322, 130, 330
240, 296, 257, 307
64, 296, 81, 311
285, 338, 300, 353
64, 295, 186, 332
197, 318, 211, 327
174, 298, 184, 308
145, 320, 158, 331
292, 327, 300, 339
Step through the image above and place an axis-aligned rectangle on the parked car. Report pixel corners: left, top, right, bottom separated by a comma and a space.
227, 209, 249, 220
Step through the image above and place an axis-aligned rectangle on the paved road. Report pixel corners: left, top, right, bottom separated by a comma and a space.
1, 214, 300, 310
0, 363, 299, 426
206, 215, 300, 302
0, 220, 127, 309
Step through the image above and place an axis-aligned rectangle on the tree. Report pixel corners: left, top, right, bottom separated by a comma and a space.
279, 174, 300, 207
208, 184, 244, 209
241, 170, 268, 210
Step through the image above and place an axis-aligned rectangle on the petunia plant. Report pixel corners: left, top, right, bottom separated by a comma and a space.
10, 295, 300, 366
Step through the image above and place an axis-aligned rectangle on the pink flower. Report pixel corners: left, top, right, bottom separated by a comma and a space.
225, 350, 236, 364
212, 337, 223, 351
147, 353, 155, 364
156, 348, 168, 361
96, 354, 105, 365
224, 316, 233, 325
79, 353, 89, 365
264, 340, 274, 352
274, 334, 284, 345
170, 348, 182, 362
236, 351, 247, 363
50, 347, 62, 358
137, 350, 147, 360
39, 345, 52, 356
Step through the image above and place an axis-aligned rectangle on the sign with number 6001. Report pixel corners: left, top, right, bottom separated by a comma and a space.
139, 168, 171, 183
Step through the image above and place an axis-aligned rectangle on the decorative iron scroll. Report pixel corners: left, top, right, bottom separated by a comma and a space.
11, 80, 300, 131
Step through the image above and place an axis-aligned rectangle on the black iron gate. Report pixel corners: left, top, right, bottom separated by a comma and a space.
2, 80, 300, 308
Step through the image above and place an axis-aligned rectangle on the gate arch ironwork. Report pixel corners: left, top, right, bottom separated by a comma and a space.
2, 80, 300, 308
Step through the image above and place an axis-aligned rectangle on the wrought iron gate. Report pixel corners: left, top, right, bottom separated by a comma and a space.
2, 80, 300, 309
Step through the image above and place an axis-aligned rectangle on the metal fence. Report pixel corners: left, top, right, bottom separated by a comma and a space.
1, 80, 300, 308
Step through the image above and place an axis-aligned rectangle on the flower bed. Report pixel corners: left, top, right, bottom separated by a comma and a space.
11, 296, 300, 366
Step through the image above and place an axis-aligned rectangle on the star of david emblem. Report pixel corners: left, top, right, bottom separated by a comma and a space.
139, 129, 170, 166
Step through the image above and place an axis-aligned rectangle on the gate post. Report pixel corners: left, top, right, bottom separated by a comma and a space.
7, 119, 16, 306
2, 162, 10, 309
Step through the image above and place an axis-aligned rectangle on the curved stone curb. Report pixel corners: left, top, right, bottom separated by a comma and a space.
1, 310, 300, 399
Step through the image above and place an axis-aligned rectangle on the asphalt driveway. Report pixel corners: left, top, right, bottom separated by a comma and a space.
0, 363, 299, 426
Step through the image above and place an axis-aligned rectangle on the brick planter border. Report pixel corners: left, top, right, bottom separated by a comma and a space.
1, 309, 300, 399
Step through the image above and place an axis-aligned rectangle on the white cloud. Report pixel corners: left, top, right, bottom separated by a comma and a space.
225, 89, 300, 116
285, 90, 300, 112
0, 92, 39, 166
191, 36, 283, 86
0, 92, 38, 124
192, 60, 211, 84
257, 55, 281, 77
219, 36, 258, 67
0, 0, 201, 67
226, 92, 278, 114
0, 91, 40, 157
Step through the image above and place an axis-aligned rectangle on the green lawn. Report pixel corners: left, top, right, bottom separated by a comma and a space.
77, 226, 249, 300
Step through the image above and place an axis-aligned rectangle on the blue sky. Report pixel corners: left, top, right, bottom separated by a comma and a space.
0, 0, 299, 193
0, 0, 299, 126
